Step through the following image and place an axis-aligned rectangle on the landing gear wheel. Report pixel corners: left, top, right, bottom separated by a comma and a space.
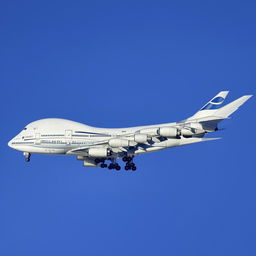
125, 166, 129, 170
115, 165, 121, 171
127, 157, 132, 162
131, 166, 137, 171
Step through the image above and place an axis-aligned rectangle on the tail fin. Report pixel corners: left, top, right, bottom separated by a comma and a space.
186, 92, 252, 129
187, 91, 229, 120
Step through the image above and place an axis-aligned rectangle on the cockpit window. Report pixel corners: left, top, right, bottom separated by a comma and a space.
23, 127, 27, 130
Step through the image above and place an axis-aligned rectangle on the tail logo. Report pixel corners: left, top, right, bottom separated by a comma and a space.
201, 96, 224, 110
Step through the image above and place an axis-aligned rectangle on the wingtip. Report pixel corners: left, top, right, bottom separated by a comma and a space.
241, 95, 253, 101
202, 137, 222, 142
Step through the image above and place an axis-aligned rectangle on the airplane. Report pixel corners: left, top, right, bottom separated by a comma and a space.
8, 91, 252, 171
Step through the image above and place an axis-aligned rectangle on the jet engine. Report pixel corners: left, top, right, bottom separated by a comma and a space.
157, 127, 180, 138
180, 128, 194, 137
134, 134, 148, 143
108, 138, 132, 147
186, 122, 204, 131
157, 123, 205, 138
139, 128, 159, 136
88, 148, 112, 157
181, 123, 205, 137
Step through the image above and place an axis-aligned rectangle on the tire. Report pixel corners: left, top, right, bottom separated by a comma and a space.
127, 157, 132, 162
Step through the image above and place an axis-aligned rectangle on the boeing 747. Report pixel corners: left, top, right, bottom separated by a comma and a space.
8, 91, 252, 170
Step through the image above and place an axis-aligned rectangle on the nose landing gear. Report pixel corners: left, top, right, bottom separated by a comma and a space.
23, 152, 31, 162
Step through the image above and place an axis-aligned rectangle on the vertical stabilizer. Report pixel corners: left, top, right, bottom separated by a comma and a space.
187, 91, 229, 120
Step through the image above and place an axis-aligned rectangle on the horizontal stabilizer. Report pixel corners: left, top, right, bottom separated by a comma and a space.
214, 95, 252, 118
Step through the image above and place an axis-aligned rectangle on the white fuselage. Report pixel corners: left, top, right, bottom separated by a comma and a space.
8, 92, 251, 169
8, 118, 201, 157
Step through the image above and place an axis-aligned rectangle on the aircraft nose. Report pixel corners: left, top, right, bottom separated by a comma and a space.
8, 139, 14, 148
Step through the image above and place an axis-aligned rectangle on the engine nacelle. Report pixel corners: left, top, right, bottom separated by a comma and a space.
186, 122, 204, 131
134, 134, 148, 143
88, 148, 111, 157
181, 128, 194, 137
108, 138, 132, 148
139, 128, 159, 136
157, 127, 179, 138
181, 123, 205, 137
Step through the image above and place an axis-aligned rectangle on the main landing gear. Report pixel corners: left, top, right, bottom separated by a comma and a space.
23, 152, 31, 162
96, 157, 137, 171
107, 159, 121, 171
122, 156, 137, 171
95, 158, 121, 170
108, 163, 121, 171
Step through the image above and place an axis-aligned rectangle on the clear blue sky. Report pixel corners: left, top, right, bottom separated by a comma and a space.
1, 1, 255, 255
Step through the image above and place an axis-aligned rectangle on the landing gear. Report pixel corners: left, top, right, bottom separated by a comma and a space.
23, 152, 31, 162
124, 163, 137, 171
122, 156, 132, 162
108, 162, 121, 171
99, 156, 137, 171
108, 163, 114, 169
123, 156, 137, 171
95, 158, 105, 164
95, 158, 108, 168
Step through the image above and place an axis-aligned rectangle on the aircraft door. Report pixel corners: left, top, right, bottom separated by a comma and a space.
35, 133, 41, 145
65, 130, 72, 145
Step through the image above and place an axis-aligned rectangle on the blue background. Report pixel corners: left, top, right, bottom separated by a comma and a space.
1, 1, 255, 255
